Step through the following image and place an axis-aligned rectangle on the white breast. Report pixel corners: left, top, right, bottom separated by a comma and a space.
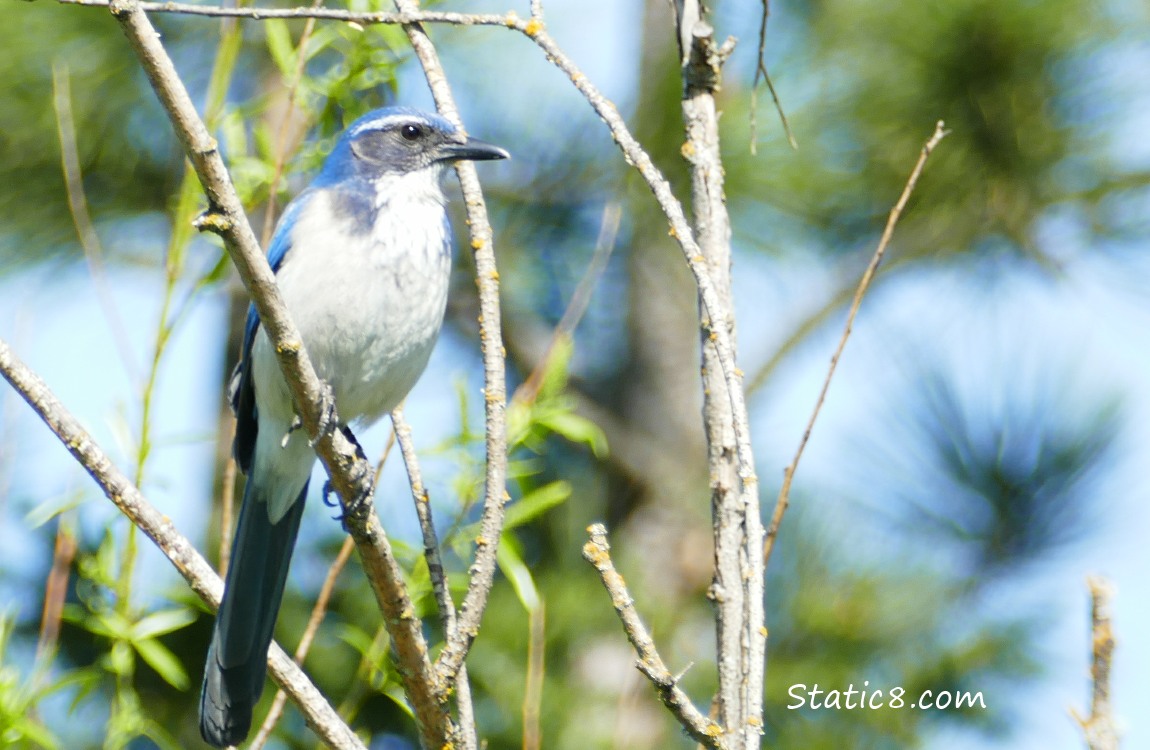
251, 175, 452, 430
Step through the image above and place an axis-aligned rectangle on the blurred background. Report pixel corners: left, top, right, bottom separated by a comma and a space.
1, 0, 1148, 748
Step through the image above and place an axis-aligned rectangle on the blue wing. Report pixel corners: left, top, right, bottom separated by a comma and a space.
230, 192, 314, 472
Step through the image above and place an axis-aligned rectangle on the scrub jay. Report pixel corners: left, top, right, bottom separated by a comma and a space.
199, 106, 507, 747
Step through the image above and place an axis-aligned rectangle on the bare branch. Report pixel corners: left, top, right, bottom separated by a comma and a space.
103, 2, 450, 744
749, 0, 797, 153
259, 0, 324, 249
1073, 577, 1119, 750
513, 202, 621, 407
391, 406, 477, 750
0, 337, 365, 749
525, 21, 760, 508
62, 0, 509, 24
679, 9, 763, 745
51, 63, 138, 380
385, 0, 512, 697
763, 121, 949, 566
36, 517, 77, 661
582, 524, 726, 750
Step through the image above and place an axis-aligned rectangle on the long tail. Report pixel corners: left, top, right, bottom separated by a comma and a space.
199, 477, 308, 747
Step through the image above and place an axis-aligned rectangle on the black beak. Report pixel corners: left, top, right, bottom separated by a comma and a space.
437, 137, 510, 163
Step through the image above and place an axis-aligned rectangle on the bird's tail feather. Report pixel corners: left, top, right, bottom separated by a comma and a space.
200, 477, 308, 747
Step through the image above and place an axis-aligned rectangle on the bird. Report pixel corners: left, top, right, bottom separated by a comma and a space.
199, 106, 508, 747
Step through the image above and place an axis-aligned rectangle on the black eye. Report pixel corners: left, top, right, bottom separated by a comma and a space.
401, 123, 423, 141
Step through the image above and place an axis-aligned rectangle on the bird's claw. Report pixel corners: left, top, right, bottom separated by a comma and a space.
323, 425, 375, 528
310, 382, 338, 448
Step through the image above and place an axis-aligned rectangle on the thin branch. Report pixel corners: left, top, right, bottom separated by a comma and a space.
0, 337, 366, 750
763, 121, 949, 566
749, 0, 797, 153
512, 10, 762, 556
387, 0, 511, 696
250, 534, 356, 749
63, 0, 510, 23
513, 202, 621, 407
391, 405, 477, 750
259, 0, 324, 249
1073, 577, 1119, 750
581, 524, 726, 750
51, 62, 138, 383
103, 2, 449, 745
36, 516, 77, 661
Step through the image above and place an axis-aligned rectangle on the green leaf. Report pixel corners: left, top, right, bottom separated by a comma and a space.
451, 481, 572, 557
130, 608, 196, 640
5, 718, 59, 750
505, 481, 572, 531
195, 249, 231, 288
538, 410, 608, 457
497, 541, 540, 612
537, 335, 574, 401
264, 19, 297, 78
382, 684, 415, 719
134, 638, 189, 690
335, 624, 377, 658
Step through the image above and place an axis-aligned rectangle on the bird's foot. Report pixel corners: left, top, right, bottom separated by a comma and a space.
310, 381, 339, 448
323, 425, 375, 528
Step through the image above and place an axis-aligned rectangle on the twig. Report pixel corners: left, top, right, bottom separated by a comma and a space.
36, 516, 77, 661
748, 0, 796, 153
103, 2, 450, 745
250, 535, 356, 750
581, 524, 726, 750
51, 62, 138, 381
391, 405, 477, 750
0, 337, 366, 750
513, 202, 621, 406
763, 121, 949, 567
679, 11, 762, 746
512, 11, 763, 573
1073, 577, 1119, 750
387, 0, 511, 698
259, 0, 324, 249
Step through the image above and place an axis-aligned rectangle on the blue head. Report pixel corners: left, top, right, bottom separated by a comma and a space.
314, 106, 508, 188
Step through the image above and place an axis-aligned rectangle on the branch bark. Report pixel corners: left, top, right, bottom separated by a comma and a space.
1074, 577, 1118, 750
387, 0, 512, 698
677, 6, 764, 745
583, 524, 726, 749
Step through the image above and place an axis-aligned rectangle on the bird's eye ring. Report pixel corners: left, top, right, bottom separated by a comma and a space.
401, 124, 423, 141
